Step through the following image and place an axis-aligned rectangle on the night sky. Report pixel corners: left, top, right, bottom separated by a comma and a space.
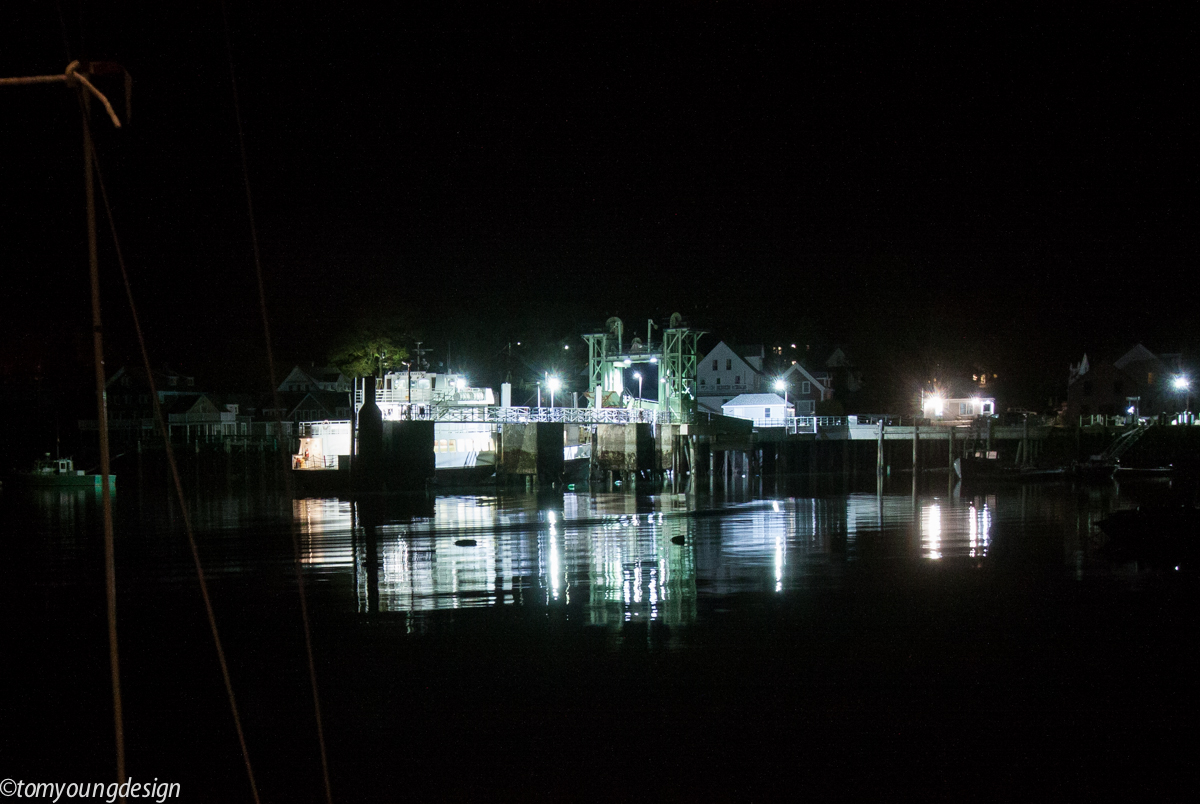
2, 4, 1195, 408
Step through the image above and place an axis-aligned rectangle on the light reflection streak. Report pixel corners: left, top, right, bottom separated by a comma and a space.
774, 533, 784, 592
548, 527, 561, 602
923, 503, 942, 560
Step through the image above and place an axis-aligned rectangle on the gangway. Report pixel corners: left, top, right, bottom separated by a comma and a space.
1099, 421, 1153, 463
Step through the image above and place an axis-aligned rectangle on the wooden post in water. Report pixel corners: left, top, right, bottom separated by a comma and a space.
912, 418, 920, 474
877, 420, 885, 477
708, 445, 714, 495
1022, 415, 1029, 466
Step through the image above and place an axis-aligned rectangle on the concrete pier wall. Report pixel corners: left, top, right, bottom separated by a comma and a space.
596, 423, 637, 472
594, 422, 657, 474
499, 422, 539, 475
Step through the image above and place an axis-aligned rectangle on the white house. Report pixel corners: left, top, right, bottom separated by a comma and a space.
921, 394, 996, 422
698, 341, 766, 414
721, 393, 794, 427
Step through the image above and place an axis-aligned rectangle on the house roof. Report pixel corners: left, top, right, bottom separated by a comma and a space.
284, 389, 351, 417
159, 393, 217, 416
723, 393, 789, 407
699, 341, 765, 374
781, 362, 830, 391
1114, 343, 1163, 370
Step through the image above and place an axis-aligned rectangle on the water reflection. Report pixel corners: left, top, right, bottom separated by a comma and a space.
295, 488, 1014, 623
7, 474, 1194, 618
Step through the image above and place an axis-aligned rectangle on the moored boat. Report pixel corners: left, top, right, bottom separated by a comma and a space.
953, 455, 1067, 483
6, 455, 116, 491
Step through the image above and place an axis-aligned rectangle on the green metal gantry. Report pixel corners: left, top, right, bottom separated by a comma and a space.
583, 317, 704, 421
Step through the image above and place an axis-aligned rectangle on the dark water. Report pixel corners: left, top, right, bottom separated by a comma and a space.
3, 472, 1197, 801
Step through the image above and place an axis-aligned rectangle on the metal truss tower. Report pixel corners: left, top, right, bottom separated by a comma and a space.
661, 326, 704, 419
583, 318, 705, 421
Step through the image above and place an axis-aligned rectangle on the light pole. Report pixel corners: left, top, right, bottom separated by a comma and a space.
633, 371, 643, 409
547, 375, 561, 409
1173, 376, 1191, 422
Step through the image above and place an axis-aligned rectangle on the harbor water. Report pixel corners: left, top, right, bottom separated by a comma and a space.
2, 470, 1196, 801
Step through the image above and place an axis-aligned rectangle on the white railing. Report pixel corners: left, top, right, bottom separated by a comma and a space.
495, 407, 666, 424
1080, 414, 1146, 428
758, 415, 905, 434
298, 420, 352, 438
354, 388, 492, 407
368, 405, 673, 425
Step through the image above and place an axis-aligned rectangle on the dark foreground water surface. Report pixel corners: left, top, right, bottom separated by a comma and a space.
3, 471, 1197, 801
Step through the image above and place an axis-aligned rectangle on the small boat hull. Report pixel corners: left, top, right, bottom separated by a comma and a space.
7, 473, 115, 491
954, 457, 1066, 484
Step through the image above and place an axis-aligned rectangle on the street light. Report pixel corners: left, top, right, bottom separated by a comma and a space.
547, 375, 561, 408
1174, 376, 1191, 421
774, 378, 788, 404
633, 371, 643, 409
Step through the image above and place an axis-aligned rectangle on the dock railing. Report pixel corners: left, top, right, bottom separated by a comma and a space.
376, 404, 671, 425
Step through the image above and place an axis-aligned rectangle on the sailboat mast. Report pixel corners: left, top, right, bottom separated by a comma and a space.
82, 88, 126, 790
1, 61, 129, 794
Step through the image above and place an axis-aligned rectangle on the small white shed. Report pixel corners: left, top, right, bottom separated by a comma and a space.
721, 393, 794, 426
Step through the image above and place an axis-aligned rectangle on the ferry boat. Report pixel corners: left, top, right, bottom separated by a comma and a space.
369, 369, 500, 483
293, 371, 501, 485
6, 455, 116, 491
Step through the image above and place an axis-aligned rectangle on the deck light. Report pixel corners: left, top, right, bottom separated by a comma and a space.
929, 394, 945, 417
